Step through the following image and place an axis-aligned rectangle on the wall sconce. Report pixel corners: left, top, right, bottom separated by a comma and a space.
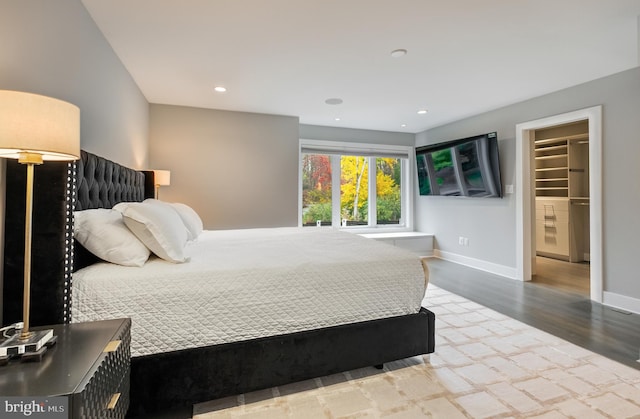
153, 169, 171, 199
0, 90, 80, 361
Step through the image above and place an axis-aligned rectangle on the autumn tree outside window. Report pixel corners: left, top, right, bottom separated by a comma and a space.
300, 140, 414, 231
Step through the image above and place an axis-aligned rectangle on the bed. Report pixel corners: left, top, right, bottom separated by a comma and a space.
2, 150, 435, 417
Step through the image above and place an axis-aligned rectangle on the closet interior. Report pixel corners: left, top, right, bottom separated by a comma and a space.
534, 120, 589, 263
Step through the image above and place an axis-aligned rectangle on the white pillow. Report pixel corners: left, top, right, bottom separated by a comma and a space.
170, 203, 204, 240
74, 209, 150, 267
143, 199, 203, 241
114, 202, 188, 263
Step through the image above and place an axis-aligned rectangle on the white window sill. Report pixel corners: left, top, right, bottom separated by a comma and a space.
358, 231, 434, 256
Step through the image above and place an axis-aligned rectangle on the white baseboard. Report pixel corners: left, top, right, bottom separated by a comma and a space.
603, 291, 640, 315
432, 250, 518, 280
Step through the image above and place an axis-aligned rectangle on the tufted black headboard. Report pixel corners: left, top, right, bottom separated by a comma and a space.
2, 150, 154, 327
75, 150, 150, 211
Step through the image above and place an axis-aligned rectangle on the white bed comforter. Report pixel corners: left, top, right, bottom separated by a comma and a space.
72, 227, 428, 357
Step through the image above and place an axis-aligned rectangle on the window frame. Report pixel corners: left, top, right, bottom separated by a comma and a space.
299, 139, 414, 232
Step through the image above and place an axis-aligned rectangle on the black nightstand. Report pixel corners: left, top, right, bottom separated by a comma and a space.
0, 318, 131, 419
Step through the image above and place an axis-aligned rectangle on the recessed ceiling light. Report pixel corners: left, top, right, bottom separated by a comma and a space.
417, 109, 428, 114
325, 98, 343, 105
400, 124, 407, 128
335, 117, 341, 121
390, 49, 407, 58
214, 86, 227, 93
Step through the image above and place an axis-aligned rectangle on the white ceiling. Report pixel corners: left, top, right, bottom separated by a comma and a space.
81, 0, 640, 133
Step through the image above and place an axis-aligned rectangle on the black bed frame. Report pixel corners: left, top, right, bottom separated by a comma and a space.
3, 150, 435, 417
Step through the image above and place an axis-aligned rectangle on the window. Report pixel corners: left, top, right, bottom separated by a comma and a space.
301, 153, 333, 226
376, 157, 402, 225
300, 140, 413, 230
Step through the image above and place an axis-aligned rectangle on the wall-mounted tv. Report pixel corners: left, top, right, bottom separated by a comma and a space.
416, 132, 502, 198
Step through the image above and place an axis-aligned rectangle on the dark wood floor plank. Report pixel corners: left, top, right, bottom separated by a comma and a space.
426, 258, 640, 370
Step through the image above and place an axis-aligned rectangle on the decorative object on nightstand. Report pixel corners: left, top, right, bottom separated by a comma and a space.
152, 169, 170, 199
0, 90, 80, 361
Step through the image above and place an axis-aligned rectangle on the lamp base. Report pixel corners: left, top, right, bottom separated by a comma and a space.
0, 329, 55, 361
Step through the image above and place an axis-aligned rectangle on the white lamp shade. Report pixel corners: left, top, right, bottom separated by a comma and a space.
153, 170, 171, 186
0, 90, 80, 161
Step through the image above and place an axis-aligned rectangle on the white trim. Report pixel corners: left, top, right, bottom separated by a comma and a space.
603, 292, 640, 315
368, 156, 377, 226
515, 106, 603, 303
331, 155, 341, 226
297, 144, 303, 227
434, 250, 518, 279
359, 231, 433, 239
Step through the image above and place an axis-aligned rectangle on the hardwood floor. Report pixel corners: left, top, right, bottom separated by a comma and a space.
532, 256, 590, 296
426, 257, 640, 370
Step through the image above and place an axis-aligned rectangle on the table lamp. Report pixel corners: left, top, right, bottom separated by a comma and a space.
153, 169, 170, 199
0, 90, 80, 360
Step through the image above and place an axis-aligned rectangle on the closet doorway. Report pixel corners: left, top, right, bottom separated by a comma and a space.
515, 106, 602, 303
532, 121, 590, 296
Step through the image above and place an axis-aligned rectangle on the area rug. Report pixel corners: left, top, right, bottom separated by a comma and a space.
193, 284, 640, 418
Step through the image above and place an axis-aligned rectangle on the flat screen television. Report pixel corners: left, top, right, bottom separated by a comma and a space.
416, 132, 502, 198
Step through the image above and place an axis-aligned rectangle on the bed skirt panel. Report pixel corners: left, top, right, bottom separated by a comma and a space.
128, 307, 435, 416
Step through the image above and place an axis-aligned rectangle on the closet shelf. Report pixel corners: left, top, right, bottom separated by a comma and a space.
534, 133, 588, 146
535, 154, 568, 160
535, 144, 567, 153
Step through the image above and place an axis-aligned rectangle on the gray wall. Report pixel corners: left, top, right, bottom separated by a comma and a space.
0, 0, 149, 168
149, 115, 413, 231
415, 66, 640, 301
149, 104, 299, 230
